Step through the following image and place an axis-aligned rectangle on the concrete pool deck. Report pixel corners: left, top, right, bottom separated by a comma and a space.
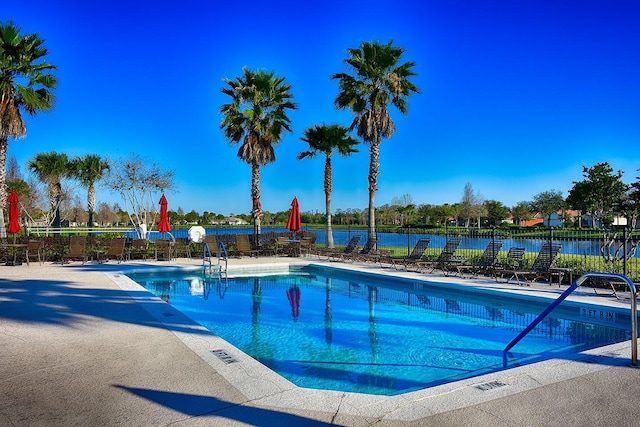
1, 255, 640, 426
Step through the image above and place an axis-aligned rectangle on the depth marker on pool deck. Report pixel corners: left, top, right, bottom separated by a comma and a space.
474, 380, 508, 391
212, 349, 238, 364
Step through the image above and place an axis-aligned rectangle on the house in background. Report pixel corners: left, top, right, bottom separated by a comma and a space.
225, 216, 249, 225
521, 213, 544, 227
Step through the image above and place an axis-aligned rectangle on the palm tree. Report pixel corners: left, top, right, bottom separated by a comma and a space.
0, 22, 57, 237
70, 155, 110, 228
28, 152, 69, 230
298, 124, 359, 248
220, 67, 296, 239
332, 40, 419, 248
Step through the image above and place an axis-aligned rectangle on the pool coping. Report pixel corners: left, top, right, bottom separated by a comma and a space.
106, 259, 638, 421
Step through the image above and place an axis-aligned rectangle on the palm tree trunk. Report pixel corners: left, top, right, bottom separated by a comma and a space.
251, 162, 261, 240
0, 137, 7, 240
368, 140, 380, 249
48, 182, 59, 229
88, 184, 95, 229
324, 156, 334, 248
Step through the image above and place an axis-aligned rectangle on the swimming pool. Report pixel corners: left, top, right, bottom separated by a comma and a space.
127, 264, 632, 396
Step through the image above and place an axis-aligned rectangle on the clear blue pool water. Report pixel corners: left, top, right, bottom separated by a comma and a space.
128, 265, 632, 396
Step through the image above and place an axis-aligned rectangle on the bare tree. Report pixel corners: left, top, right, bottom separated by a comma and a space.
459, 182, 485, 228
95, 202, 120, 226
103, 153, 174, 237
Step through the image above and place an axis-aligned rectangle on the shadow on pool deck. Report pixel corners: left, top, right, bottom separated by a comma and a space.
0, 276, 210, 336
114, 385, 341, 426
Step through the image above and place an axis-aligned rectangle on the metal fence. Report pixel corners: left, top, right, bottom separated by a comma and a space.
10, 224, 640, 283
368, 226, 640, 283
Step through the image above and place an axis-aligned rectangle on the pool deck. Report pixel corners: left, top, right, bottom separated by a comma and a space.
2, 255, 640, 426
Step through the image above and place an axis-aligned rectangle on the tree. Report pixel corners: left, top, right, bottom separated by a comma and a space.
531, 190, 565, 225
184, 209, 199, 224
566, 162, 627, 228
626, 169, 640, 229
511, 201, 533, 225
484, 200, 510, 225
63, 194, 88, 225
6, 154, 20, 181
28, 151, 70, 229
421, 203, 454, 226
332, 40, 419, 248
220, 67, 296, 240
459, 182, 485, 228
69, 154, 110, 228
95, 202, 119, 226
103, 153, 174, 237
298, 124, 359, 248
0, 22, 57, 238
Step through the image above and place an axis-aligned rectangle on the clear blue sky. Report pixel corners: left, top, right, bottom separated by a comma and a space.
4, 0, 640, 216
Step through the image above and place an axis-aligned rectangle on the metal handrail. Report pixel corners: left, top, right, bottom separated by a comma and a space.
203, 242, 213, 270
504, 272, 637, 366
203, 241, 228, 277
217, 241, 228, 276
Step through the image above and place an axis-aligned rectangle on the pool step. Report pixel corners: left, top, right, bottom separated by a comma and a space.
204, 264, 225, 278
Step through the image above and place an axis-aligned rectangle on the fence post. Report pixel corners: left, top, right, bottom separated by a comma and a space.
549, 226, 553, 268
624, 228, 628, 277
492, 226, 496, 260
407, 224, 411, 257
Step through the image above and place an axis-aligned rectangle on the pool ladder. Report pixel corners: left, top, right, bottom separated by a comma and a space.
203, 241, 228, 279
503, 272, 637, 367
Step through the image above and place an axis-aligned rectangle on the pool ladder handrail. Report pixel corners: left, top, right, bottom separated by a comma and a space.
203, 241, 228, 278
503, 272, 637, 366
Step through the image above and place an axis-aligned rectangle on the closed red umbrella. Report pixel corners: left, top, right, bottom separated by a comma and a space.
157, 194, 171, 235
286, 285, 301, 321
285, 196, 301, 233
7, 191, 21, 237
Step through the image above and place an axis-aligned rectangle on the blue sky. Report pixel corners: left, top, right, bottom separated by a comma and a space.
4, 0, 640, 216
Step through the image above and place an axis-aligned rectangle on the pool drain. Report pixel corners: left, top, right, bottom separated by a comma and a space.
212, 349, 238, 364
474, 380, 507, 391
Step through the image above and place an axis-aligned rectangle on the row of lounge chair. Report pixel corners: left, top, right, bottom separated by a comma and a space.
317, 235, 569, 286
32, 233, 312, 265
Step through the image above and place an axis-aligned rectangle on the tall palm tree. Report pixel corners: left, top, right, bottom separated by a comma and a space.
28, 151, 69, 229
0, 22, 57, 237
220, 67, 296, 239
70, 154, 110, 228
332, 40, 419, 247
298, 124, 359, 248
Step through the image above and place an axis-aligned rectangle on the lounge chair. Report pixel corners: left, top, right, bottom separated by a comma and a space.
275, 236, 299, 257
342, 237, 391, 263
299, 235, 316, 257
387, 238, 431, 270
203, 235, 219, 258
456, 240, 504, 279
98, 237, 126, 263
341, 238, 376, 262
173, 238, 192, 258
493, 246, 526, 280
592, 276, 635, 300
418, 237, 463, 275
319, 235, 361, 261
154, 239, 173, 261
63, 236, 87, 264
26, 239, 45, 265
497, 243, 564, 285
128, 239, 148, 260
234, 234, 259, 257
